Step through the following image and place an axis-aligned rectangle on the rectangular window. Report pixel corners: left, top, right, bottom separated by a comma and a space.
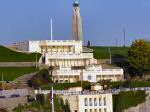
85, 109, 88, 112
104, 108, 107, 112
94, 109, 97, 112
89, 98, 92, 106
104, 97, 106, 106
84, 98, 88, 106
94, 98, 97, 106
99, 98, 101, 106
90, 109, 92, 112
99, 109, 101, 112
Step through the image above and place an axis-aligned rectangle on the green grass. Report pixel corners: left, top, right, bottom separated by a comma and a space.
89, 46, 129, 59
0, 45, 41, 62
113, 91, 146, 112
0, 67, 38, 81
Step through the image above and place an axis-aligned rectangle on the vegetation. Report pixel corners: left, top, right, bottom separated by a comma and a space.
89, 46, 129, 59
0, 67, 38, 81
128, 39, 150, 76
13, 95, 71, 112
113, 90, 146, 112
0, 45, 41, 62
30, 69, 51, 88
42, 81, 91, 90
110, 81, 150, 89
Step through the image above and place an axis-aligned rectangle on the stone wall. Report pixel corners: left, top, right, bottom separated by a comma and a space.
0, 96, 27, 112
0, 62, 38, 67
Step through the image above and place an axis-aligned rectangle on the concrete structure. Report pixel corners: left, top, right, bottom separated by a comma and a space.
61, 93, 113, 112
72, 0, 83, 41
14, 40, 96, 67
52, 65, 124, 83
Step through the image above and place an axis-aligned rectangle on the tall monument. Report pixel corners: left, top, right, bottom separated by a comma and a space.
72, 0, 83, 41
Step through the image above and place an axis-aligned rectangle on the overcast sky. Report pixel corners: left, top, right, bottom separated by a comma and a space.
0, 0, 150, 46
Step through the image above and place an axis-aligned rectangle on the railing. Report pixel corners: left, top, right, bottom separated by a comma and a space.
46, 53, 93, 59
35, 87, 150, 95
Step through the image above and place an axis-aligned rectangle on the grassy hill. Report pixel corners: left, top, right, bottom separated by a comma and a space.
0, 45, 41, 62
89, 46, 129, 59
0, 67, 38, 81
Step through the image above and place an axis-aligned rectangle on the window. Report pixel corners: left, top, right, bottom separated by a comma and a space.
88, 75, 92, 80
94, 109, 97, 112
94, 98, 97, 106
99, 109, 101, 112
99, 98, 101, 106
104, 97, 106, 106
90, 109, 92, 112
84, 98, 88, 106
89, 98, 92, 106
104, 108, 107, 112
85, 109, 88, 112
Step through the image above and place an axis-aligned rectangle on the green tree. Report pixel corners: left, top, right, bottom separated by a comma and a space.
128, 39, 150, 76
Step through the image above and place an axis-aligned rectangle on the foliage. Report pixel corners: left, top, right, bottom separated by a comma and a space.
13, 95, 71, 112
89, 46, 129, 59
0, 45, 41, 62
0, 67, 38, 81
113, 91, 146, 112
110, 81, 150, 89
30, 69, 51, 88
42, 81, 91, 90
87, 40, 91, 47
128, 39, 150, 76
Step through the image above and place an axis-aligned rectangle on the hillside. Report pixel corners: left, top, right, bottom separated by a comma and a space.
89, 46, 129, 59
0, 45, 41, 62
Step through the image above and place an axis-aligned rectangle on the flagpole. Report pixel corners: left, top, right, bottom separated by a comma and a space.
50, 18, 53, 40
51, 86, 54, 112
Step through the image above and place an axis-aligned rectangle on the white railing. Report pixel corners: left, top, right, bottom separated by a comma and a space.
53, 70, 81, 76
46, 53, 93, 59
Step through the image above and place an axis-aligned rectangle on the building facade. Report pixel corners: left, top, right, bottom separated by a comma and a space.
52, 65, 124, 83
61, 93, 113, 112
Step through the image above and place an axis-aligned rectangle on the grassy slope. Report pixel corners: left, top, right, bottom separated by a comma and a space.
113, 91, 146, 112
0, 67, 38, 81
0, 45, 41, 62
89, 46, 129, 59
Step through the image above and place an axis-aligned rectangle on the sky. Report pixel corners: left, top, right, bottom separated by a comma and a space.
0, 0, 150, 46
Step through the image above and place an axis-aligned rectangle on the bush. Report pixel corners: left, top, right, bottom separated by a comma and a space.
30, 69, 51, 88
113, 90, 146, 112
42, 81, 91, 90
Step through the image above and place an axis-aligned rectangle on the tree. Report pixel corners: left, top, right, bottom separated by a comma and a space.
128, 39, 150, 76
87, 40, 90, 47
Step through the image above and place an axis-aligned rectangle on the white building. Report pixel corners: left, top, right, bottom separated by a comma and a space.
52, 65, 124, 83
61, 93, 113, 112
14, 40, 96, 67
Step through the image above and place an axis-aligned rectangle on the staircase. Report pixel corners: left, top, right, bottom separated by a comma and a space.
13, 72, 38, 98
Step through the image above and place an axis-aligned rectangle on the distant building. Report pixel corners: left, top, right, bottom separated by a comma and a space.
61, 93, 113, 112
52, 65, 124, 83
72, 0, 83, 41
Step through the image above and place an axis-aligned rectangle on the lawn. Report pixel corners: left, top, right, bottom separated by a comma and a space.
89, 46, 129, 59
113, 90, 146, 112
0, 67, 38, 81
0, 45, 41, 62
